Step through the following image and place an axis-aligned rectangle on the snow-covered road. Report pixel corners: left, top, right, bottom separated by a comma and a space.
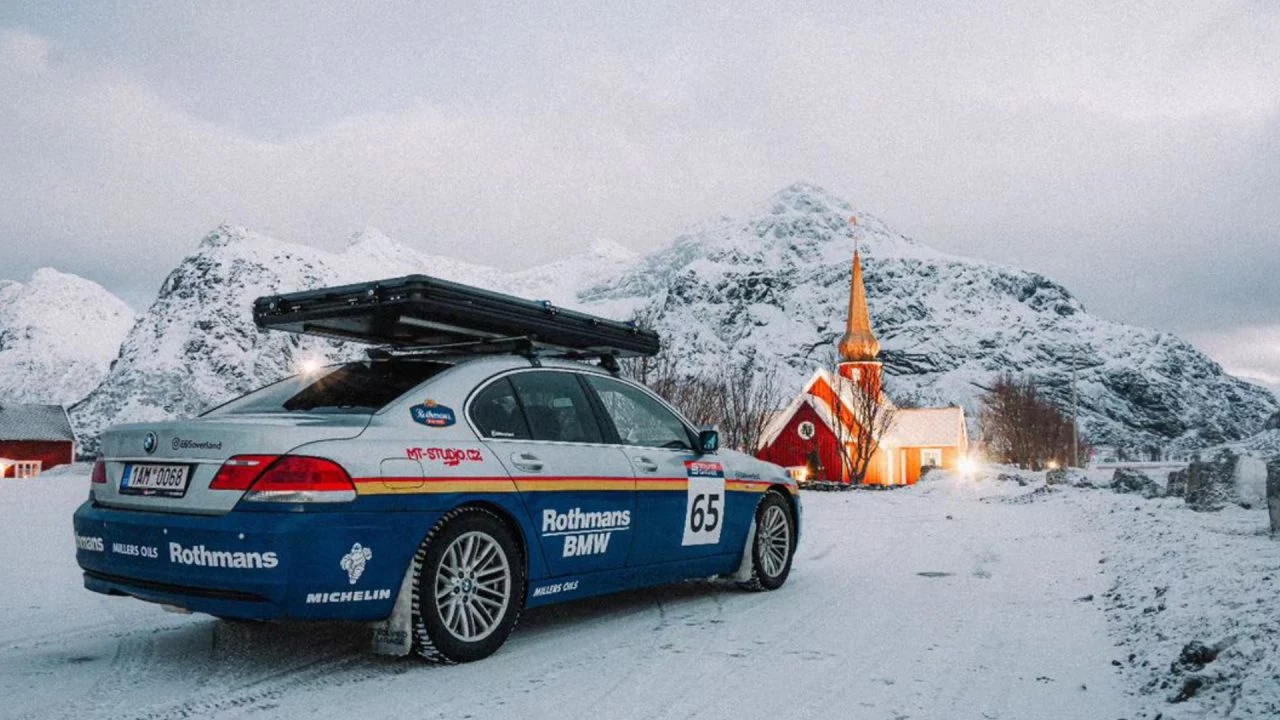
1, 470, 1135, 720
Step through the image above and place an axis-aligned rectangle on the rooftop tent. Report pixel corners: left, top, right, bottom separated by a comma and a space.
253, 274, 660, 359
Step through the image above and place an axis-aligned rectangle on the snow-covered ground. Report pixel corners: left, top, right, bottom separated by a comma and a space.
3, 466, 1275, 719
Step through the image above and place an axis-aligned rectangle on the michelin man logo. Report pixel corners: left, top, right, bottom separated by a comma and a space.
340, 543, 373, 585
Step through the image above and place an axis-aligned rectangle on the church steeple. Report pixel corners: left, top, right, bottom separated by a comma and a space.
837, 248, 880, 362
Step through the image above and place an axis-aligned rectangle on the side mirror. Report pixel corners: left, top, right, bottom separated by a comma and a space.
698, 429, 719, 454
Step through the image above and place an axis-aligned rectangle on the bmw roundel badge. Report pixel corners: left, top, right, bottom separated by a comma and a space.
143, 431, 157, 455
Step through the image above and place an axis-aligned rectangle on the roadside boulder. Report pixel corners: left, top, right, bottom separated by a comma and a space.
1111, 468, 1162, 499
1046, 467, 1087, 487
1166, 467, 1189, 498
997, 472, 1028, 486
1268, 460, 1280, 535
1184, 451, 1238, 512
1233, 456, 1268, 508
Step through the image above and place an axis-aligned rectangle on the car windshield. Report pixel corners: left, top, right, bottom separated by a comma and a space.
205, 359, 452, 415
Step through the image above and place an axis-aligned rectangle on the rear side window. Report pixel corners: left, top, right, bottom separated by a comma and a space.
207, 360, 452, 416
470, 378, 532, 439
508, 372, 603, 444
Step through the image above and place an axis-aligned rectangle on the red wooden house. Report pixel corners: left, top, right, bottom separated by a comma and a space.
0, 404, 77, 478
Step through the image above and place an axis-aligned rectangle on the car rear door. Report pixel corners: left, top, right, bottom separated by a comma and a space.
580, 375, 729, 566
471, 370, 635, 578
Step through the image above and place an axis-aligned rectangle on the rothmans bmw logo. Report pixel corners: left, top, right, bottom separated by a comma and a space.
142, 432, 157, 455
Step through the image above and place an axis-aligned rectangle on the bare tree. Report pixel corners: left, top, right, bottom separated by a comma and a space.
715, 351, 782, 452
827, 369, 898, 484
980, 373, 1086, 470
619, 321, 781, 453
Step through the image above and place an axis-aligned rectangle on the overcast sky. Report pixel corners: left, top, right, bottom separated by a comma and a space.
1, 2, 1277, 392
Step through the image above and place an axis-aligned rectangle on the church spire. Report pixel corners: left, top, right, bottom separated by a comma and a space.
837, 236, 880, 363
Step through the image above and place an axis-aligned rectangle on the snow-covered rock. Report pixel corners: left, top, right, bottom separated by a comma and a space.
0, 268, 135, 406
1268, 460, 1280, 534
1111, 468, 1162, 499
1184, 451, 1240, 512
578, 182, 1279, 455
1234, 455, 1268, 508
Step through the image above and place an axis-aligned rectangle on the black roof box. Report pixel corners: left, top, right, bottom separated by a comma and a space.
253, 275, 660, 358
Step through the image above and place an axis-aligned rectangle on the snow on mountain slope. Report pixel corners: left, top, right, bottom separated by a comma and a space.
507, 238, 638, 306
0, 268, 135, 406
578, 183, 1279, 454
67, 226, 598, 447
67, 184, 1275, 454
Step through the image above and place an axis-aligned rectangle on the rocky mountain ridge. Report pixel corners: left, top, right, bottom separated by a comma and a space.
576, 183, 1278, 454
36, 183, 1280, 456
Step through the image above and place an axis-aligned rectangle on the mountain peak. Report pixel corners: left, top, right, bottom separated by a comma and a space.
0, 266, 135, 406
197, 224, 258, 250
766, 182, 854, 216
344, 226, 396, 251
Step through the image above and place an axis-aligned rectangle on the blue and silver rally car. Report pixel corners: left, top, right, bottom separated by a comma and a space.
73, 275, 799, 663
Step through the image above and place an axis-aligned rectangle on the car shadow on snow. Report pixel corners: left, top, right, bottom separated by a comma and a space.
126, 580, 738, 680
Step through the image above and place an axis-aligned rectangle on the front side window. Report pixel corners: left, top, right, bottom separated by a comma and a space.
206, 360, 452, 416
507, 372, 603, 444
584, 375, 694, 450
921, 448, 943, 467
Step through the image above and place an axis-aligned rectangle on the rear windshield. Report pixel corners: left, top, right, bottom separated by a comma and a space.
205, 360, 452, 416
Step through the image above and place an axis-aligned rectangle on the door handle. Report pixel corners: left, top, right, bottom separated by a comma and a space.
510, 452, 544, 472
632, 456, 659, 473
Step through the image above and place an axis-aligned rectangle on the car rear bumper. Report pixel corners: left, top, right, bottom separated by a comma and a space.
73, 500, 436, 621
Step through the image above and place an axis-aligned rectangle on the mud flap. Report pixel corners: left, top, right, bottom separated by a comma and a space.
370, 562, 416, 656
729, 516, 758, 582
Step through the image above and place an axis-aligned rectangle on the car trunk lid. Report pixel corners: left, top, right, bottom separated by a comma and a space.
94, 414, 370, 515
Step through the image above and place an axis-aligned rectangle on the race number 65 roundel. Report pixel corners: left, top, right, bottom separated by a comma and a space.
682, 460, 725, 546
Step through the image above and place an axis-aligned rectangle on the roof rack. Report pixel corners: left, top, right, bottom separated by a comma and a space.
252, 274, 660, 360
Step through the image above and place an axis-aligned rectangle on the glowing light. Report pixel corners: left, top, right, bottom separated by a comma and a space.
958, 456, 979, 476
297, 357, 325, 376
1045, 460, 1060, 470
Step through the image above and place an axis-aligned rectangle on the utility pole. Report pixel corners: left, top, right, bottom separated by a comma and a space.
1071, 344, 1080, 468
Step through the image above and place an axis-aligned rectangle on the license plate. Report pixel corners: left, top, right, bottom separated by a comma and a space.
120, 464, 191, 498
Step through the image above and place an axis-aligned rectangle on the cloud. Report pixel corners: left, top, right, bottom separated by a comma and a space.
0, 1, 1276, 364
0, 28, 48, 68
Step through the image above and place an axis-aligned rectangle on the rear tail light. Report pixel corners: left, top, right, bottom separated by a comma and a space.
210, 455, 279, 491
91, 458, 107, 484
234, 456, 356, 504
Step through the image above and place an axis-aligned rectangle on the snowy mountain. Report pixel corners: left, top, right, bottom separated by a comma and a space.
69, 226, 640, 448
68, 225, 495, 446
506, 238, 639, 305
0, 268, 135, 406
68, 185, 1276, 455
576, 183, 1279, 454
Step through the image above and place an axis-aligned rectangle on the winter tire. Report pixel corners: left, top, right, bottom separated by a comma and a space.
411, 508, 525, 663
741, 491, 795, 591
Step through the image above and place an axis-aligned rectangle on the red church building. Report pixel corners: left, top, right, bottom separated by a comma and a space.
756, 244, 967, 486
0, 404, 77, 478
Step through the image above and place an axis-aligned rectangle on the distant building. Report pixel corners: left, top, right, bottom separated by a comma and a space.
0, 404, 76, 478
755, 246, 967, 486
